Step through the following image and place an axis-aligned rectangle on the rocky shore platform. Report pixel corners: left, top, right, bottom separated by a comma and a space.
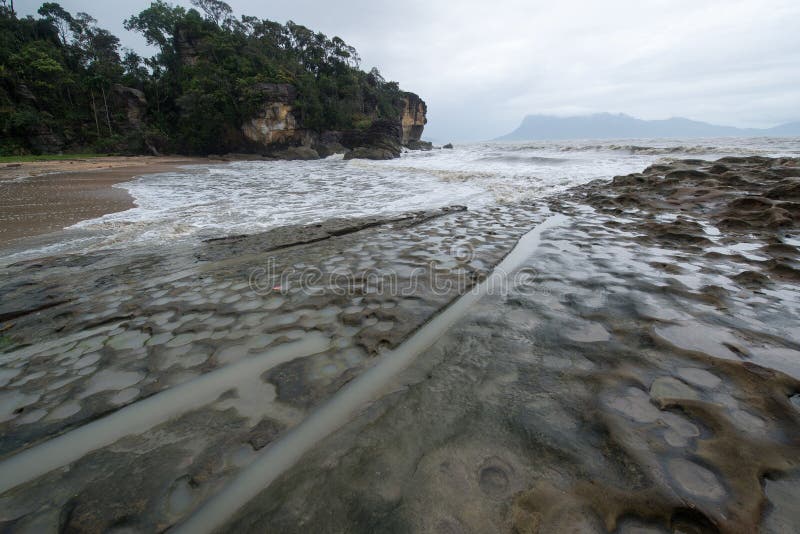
1, 156, 799, 533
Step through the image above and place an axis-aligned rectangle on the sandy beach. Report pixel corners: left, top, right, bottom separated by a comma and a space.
0, 157, 208, 246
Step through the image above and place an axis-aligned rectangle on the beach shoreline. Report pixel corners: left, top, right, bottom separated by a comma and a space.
0, 155, 798, 532
0, 156, 210, 246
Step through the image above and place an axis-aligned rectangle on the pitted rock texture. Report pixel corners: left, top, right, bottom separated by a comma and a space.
0, 203, 544, 532
220, 157, 800, 534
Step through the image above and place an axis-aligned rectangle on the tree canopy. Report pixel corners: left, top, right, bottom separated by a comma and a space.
0, 1, 407, 155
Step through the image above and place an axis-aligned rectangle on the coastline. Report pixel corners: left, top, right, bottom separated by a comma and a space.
0, 155, 798, 532
0, 156, 209, 246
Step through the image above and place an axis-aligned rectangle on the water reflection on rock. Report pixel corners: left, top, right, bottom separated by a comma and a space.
2, 157, 800, 533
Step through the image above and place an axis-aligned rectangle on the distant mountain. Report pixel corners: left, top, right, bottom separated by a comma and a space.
497, 113, 800, 141
765, 121, 800, 137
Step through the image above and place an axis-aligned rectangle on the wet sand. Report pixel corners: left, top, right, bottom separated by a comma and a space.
0, 156, 207, 245
0, 156, 799, 533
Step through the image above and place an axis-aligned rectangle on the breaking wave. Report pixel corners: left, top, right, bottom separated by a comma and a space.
6, 135, 798, 260
477, 155, 573, 164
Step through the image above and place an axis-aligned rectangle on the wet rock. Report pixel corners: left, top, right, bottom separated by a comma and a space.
730, 409, 766, 432
667, 459, 725, 501
661, 411, 700, 447
762, 474, 800, 533
707, 164, 730, 175
0, 297, 72, 323
166, 476, 196, 517
4, 155, 800, 534
664, 169, 709, 181
759, 243, 797, 259
607, 387, 661, 423
343, 146, 397, 160
767, 260, 800, 282
274, 146, 320, 160
648, 221, 712, 247
765, 207, 794, 228
563, 321, 610, 342
443, 143, 454, 149
650, 377, 700, 408
106, 330, 148, 351
766, 178, 800, 200
341, 119, 403, 160
730, 270, 770, 287
511, 483, 607, 534
612, 173, 647, 186
79, 369, 145, 399
653, 324, 746, 361
615, 518, 670, 533
676, 368, 721, 389
315, 142, 349, 158
477, 456, 512, 498
405, 140, 433, 151
669, 508, 720, 534
726, 196, 774, 211
0, 390, 41, 423
199, 206, 466, 261
247, 417, 285, 450
431, 517, 467, 534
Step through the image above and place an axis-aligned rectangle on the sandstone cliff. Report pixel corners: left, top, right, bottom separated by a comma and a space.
239, 85, 428, 160
399, 92, 427, 145
241, 84, 308, 148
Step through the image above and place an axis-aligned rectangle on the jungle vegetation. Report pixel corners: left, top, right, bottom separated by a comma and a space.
0, 0, 405, 155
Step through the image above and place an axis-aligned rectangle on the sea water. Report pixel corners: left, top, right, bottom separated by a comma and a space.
7, 137, 800, 260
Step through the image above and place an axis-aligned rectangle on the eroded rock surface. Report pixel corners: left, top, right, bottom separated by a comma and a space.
400, 92, 427, 145
222, 157, 800, 534
239, 86, 428, 159
2, 157, 799, 533
241, 83, 307, 149
0, 202, 543, 532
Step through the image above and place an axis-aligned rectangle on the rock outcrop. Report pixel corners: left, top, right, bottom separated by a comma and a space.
26, 124, 64, 154
312, 131, 350, 158
342, 120, 403, 160
399, 92, 427, 145
274, 146, 320, 160
241, 84, 308, 149
239, 86, 428, 160
111, 84, 161, 155
406, 140, 433, 151
112, 85, 147, 129
175, 27, 200, 66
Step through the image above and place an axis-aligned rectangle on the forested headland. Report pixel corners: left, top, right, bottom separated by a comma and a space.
0, 0, 427, 157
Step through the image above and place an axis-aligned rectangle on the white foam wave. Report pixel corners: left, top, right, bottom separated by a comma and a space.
8, 136, 799, 259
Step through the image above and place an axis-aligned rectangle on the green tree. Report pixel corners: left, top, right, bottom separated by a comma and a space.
1, 1, 416, 155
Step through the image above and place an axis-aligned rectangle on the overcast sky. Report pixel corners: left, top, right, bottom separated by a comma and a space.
17, 0, 800, 141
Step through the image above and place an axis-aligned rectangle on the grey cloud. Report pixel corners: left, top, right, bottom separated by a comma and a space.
19, 0, 800, 141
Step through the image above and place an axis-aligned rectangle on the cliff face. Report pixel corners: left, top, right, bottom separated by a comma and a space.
399, 92, 427, 144
238, 85, 427, 159
241, 84, 307, 148
341, 119, 403, 160
175, 28, 200, 67
112, 85, 147, 129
